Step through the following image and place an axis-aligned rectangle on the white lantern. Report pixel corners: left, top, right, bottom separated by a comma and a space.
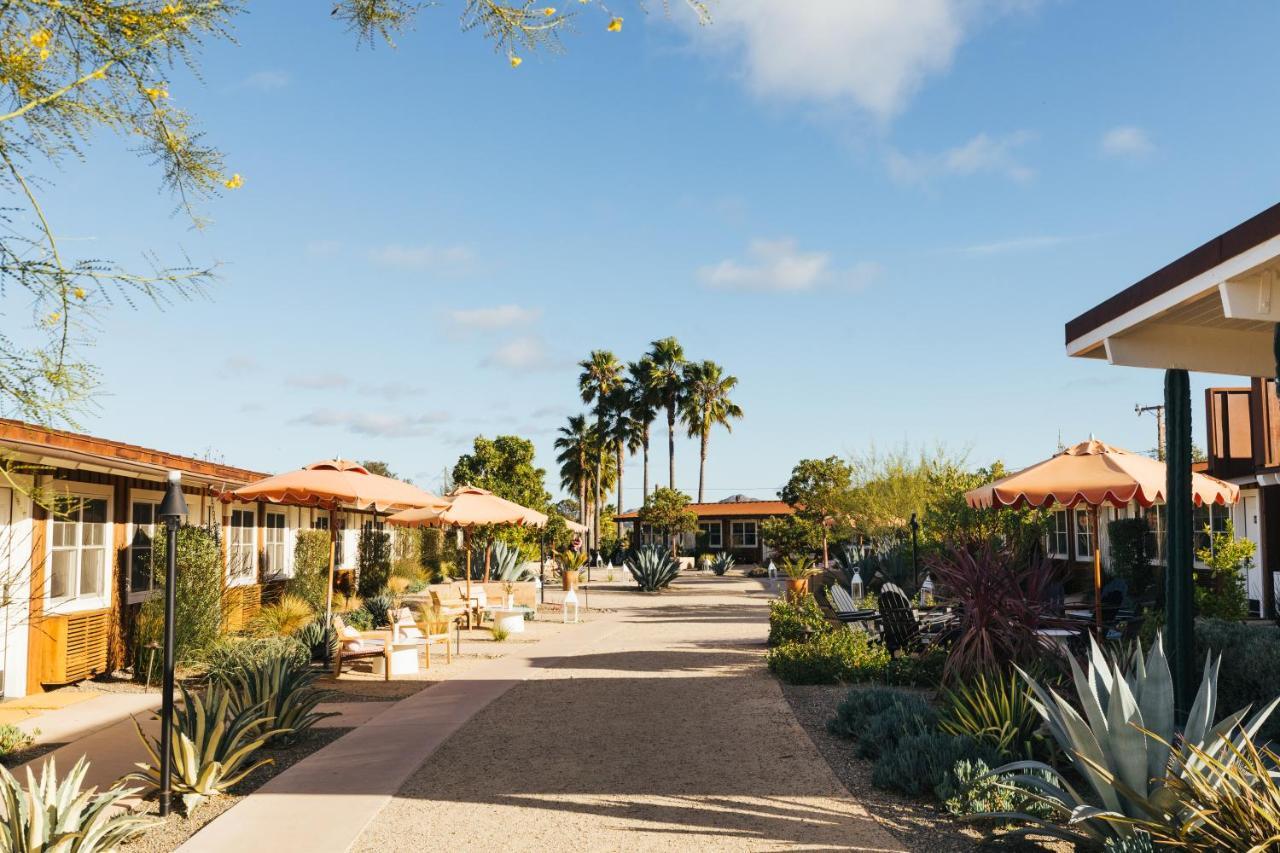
850, 570, 864, 602
919, 574, 934, 607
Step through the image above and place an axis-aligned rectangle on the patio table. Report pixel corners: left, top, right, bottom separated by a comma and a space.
485, 605, 533, 634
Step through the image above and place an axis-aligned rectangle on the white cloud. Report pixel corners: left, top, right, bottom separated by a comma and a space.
369, 243, 474, 273
244, 70, 291, 91
699, 238, 880, 293
888, 130, 1036, 185
292, 409, 450, 438
482, 335, 563, 372
1100, 125, 1154, 158
448, 305, 542, 332
682, 1, 1034, 119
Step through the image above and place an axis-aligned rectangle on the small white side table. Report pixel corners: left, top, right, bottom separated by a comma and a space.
487, 606, 532, 634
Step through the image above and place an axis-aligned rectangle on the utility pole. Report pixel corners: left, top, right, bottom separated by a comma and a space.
1136, 403, 1166, 460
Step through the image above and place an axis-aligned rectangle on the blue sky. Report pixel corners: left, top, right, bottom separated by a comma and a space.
21, 1, 1280, 506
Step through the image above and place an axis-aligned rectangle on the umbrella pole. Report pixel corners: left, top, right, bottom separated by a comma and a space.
464, 528, 472, 629
325, 506, 337, 631
1092, 504, 1103, 632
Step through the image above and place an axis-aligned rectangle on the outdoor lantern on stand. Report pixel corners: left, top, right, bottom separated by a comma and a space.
850, 569, 864, 603
156, 470, 188, 818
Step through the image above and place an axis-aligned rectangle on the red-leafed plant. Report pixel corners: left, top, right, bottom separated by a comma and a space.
928, 541, 1063, 682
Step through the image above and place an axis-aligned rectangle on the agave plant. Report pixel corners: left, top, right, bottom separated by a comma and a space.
987, 633, 1279, 846
361, 592, 395, 628
490, 540, 535, 582
0, 757, 152, 851
221, 655, 336, 747
295, 617, 337, 662
709, 553, 735, 577
128, 682, 288, 815
939, 668, 1046, 762
626, 545, 681, 592
779, 556, 817, 580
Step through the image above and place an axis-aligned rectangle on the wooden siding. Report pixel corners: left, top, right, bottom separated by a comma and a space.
1207, 387, 1255, 480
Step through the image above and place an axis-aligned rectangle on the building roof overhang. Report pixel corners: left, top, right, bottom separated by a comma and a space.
1066, 201, 1280, 377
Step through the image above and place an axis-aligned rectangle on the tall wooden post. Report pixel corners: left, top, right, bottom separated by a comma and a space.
1165, 368, 1194, 720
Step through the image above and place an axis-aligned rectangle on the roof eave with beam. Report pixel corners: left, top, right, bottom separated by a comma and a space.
1066, 202, 1280, 377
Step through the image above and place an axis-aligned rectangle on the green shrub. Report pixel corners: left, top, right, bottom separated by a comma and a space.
357, 528, 391, 597
827, 687, 925, 739
1197, 618, 1280, 743
856, 697, 938, 759
766, 629, 888, 685
136, 525, 225, 667
1195, 519, 1251, 620
938, 758, 1056, 821
871, 731, 999, 799
0, 757, 153, 850
250, 593, 313, 637
882, 647, 947, 687
342, 608, 373, 631
406, 580, 429, 594
1108, 517, 1153, 598
199, 635, 308, 683
767, 595, 831, 647
289, 530, 332, 613
0, 724, 33, 757
390, 527, 424, 582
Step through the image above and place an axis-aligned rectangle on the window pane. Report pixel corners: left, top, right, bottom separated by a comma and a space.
132, 502, 154, 525
82, 498, 107, 525
52, 520, 74, 548
80, 549, 103, 596
50, 550, 73, 598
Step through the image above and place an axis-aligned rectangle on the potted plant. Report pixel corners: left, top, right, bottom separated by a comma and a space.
559, 550, 586, 592
779, 556, 817, 600
502, 580, 516, 609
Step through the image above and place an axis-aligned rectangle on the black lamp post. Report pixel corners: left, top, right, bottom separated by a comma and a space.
909, 513, 920, 590
156, 470, 187, 818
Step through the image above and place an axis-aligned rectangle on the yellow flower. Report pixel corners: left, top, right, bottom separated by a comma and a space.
38, 48, 49, 62
73, 287, 86, 300
607, 17, 623, 32
143, 84, 169, 101
223, 173, 243, 189
542, 6, 556, 15
509, 54, 523, 68
90, 68, 106, 80
30, 30, 51, 49
47, 312, 60, 324
162, 2, 183, 13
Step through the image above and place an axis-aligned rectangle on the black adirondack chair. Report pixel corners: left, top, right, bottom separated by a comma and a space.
878, 583, 953, 656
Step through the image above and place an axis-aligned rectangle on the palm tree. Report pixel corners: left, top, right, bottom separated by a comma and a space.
680, 360, 744, 503
578, 350, 623, 549
626, 357, 658, 501
603, 386, 645, 530
645, 337, 686, 491
555, 415, 591, 534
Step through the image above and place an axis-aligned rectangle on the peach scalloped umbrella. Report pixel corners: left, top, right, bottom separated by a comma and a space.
233, 460, 446, 624
387, 485, 547, 610
965, 438, 1238, 628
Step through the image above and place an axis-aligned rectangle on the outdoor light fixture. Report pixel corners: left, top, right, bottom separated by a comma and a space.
850, 569, 864, 602
156, 470, 188, 818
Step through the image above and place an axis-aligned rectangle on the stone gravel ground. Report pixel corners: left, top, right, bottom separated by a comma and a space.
354, 576, 908, 852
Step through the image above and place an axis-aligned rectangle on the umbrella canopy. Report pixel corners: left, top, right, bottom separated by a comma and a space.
232, 459, 445, 512
964, 438, 1239, 510
386, 485, 547, 529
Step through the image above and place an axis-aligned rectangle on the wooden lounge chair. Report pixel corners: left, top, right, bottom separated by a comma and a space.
391, 606, 452, 668
878, 583, 953, 656
332, 615, 392, 681
430, 589, 474, 629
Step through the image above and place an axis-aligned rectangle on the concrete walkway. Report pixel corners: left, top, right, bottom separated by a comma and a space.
187, 576, 904, 852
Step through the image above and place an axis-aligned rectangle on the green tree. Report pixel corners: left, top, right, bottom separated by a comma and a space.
452, 434, 552, 560
0, 0, 711, 426
288, 530, 333, 613
760, 515, 823, 562
359, 460, 397, 479
626, 356, 659, 501
779, 457, 856, 551
645, 337, 687, 490
604, 385, 645, 519
555, 415, 591, 529
680, 360, 743, 503
1195, 519, 1252, 621
578, 349, 623, 549
637, 487, 697, 554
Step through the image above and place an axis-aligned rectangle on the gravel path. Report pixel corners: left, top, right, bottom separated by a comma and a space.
354, 575, 906, 852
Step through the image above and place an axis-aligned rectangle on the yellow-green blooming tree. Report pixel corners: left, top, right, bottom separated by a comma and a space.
0, 0, 711, 426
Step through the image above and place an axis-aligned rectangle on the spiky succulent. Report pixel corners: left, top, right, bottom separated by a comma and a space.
0, 757, 152, 852
626, 545, 681, 592
710, 553, 735, 576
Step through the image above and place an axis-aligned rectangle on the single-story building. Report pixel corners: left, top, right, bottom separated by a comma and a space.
0, 418, 387, 698
614, 495, 796, 564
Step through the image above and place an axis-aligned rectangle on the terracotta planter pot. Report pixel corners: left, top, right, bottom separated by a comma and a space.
785, 577, 809, 599
562, 570, 579, 592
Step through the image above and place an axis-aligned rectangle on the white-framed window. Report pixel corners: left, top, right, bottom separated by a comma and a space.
228, 508, 256, 583
50, 496, 108, 603
1193, 503, 1231, 564
263, 511, 287, 577
1073, 508, 1094, 560
698, 521, 722, 549
730, 520, 757, 548
1143, 504, 1166, 565
129, 500, 158, 596
1047, 510, 1069, 558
